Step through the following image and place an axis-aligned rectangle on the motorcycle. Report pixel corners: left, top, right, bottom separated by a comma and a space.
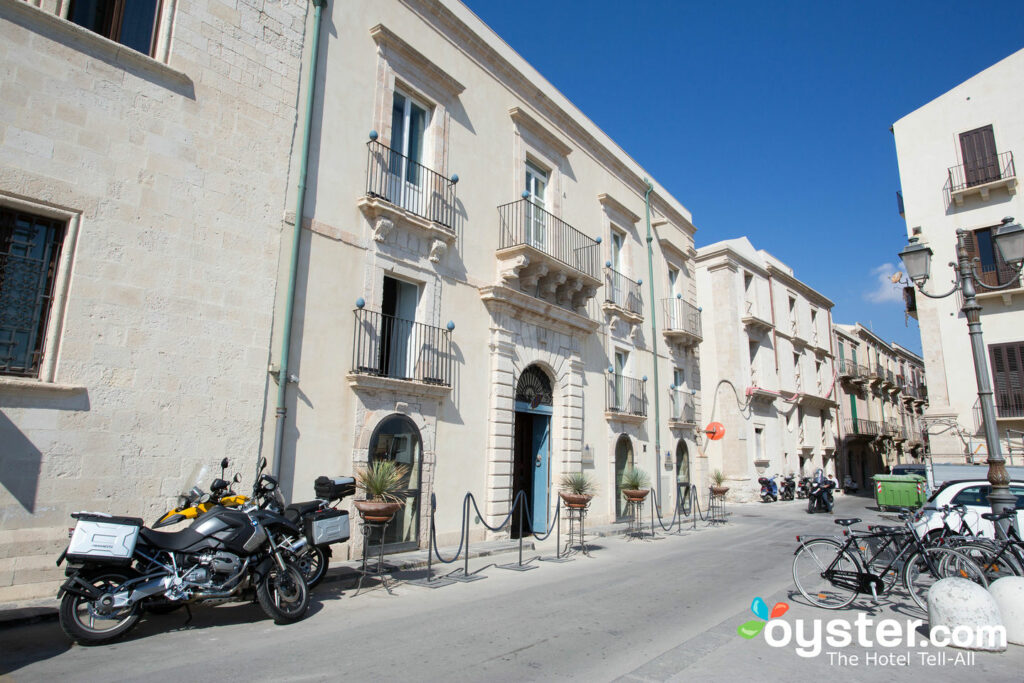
806, 476, 836, 514
758, 475, 779, 503
780, 475, 796, 501
153, 458, 249, 529
796, 477, 811, 499
56, 459, 310, 644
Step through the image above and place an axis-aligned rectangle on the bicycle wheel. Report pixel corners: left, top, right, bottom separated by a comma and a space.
793, 539, 860, 609
949, 539, 1023, 583
903, 547, 988, 610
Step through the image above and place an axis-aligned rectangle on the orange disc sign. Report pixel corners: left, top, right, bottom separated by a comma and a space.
705, 422, 725, 441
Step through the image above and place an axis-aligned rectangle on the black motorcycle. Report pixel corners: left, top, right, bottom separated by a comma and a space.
806, 477, 836, 514
274, 475, 355, 588
796, 477, 811, 499
780, 475, 796, 501
56, 462, 309, 644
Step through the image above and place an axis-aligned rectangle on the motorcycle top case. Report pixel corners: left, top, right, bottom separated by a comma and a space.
66, 512, 144, 565
305, 509, 350, 545
314, 476, 355, 501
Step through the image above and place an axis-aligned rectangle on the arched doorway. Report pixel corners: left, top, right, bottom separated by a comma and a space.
614, 434, 634, 519
512, 366, 553, 536
367, 414, 422, 551
675, 439, 690, 513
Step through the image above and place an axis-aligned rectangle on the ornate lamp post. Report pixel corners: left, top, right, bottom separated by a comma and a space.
899, 217, 1024, 531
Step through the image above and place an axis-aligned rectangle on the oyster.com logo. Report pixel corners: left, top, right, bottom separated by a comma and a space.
737, 596, 789, 639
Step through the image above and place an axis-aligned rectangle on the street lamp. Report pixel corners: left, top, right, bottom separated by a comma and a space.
898, 216, 1024, 531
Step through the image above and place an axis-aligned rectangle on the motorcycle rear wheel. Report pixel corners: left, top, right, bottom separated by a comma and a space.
294, 544, 328, 589
59, 570, 141, 645
257, 563, 310, 624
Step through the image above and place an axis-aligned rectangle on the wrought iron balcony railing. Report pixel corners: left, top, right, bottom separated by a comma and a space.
844, 418, 880, 437
604, 266, 642, 316
351, 308, 453, 386
497, 198, 599, 281
948, 150, 1015, 193
838, 358, 865, 378
365, 140, 457, 229
663, 298, 702, 339
669, 388, 695, 423
607, 373, 646, 416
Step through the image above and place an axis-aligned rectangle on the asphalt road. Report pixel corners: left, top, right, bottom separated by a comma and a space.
3, 494, 1022, 682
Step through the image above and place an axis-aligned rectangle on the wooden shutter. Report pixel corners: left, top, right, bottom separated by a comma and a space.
989, 342, 1024, 418
960, 125, 999, 187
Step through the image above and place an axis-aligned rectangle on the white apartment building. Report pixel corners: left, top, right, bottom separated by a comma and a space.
695, 238, 836, 502
832, 324, 928, 489
893, 47, 1024, 462
0, 0, 706, 599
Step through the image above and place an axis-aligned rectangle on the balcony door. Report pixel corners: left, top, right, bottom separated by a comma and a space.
381, 275, 419, 380
959, 125, 1000, 187
524, 161, 548, 250
667, 266, 681, 329
389, 91, 430, 216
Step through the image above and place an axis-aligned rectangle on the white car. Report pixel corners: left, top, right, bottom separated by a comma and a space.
913, 479, 1024, 539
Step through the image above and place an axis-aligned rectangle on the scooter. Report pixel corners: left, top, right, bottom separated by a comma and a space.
780, 475, 796, 501
796, 477, 812, 499
807, 477, 836, 513
758, 475, 779, 502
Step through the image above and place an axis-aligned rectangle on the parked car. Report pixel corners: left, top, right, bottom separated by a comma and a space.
914, 479, 1024, 539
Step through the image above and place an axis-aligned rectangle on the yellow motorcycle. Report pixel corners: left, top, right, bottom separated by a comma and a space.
153, 458, 248, 529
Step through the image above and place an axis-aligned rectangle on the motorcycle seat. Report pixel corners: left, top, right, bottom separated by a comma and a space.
833, 518, 861, 527
139, 527, 207, 552
285, 500, 321, 523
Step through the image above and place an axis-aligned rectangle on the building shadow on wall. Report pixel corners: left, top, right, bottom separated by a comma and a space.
0, 391, 90, 513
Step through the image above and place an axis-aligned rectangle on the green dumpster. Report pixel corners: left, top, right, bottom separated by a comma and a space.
872, 474, 927, 510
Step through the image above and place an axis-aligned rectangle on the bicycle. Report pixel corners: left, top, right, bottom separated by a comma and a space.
792, 509, 988, 610
946, 510, 1024, 581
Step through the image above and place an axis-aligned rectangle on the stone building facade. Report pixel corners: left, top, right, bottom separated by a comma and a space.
0, 0, 308, 601
695, 238, 836, 502
892, 47, 1024, 462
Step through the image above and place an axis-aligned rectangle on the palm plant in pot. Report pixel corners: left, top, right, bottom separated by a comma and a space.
710, 469, 729, 496
620, 467, 651, 502
353, 460, 409, 523
559, 471, 596, 509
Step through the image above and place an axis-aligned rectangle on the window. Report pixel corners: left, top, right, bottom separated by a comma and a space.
384, 91, 432, 216
951, 486, 987, 507
67, 0, 162, 56
524, 160, 548, 248
965, 226, 1019, 288
989, 342, 1024, 419
378, 275, 420, 380
1, 207, 66, 378
958, 124, 1000, 187
668, 266, 680, 296
367, 414, 423, 549
611, 229, 625, 272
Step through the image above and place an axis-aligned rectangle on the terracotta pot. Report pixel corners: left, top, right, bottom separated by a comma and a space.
559, 492, 592, 508
622, 489, 650, 502
710, 485, 730, 496
353, 500, 401, 523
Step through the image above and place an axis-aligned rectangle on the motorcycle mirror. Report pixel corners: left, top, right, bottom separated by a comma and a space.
220, 457, 229, 472
258, 457, 267, 473
233, 472, 242, 484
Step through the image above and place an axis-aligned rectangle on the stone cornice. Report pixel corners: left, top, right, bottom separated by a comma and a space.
369, 23, 466, 96
509, 107, 572, 157
696, 245, 768, 277
597, 193, 640, 224
479, 285, 600, 335
398, 0, 695, 231
346, 373, 452, 400
766, 264, 833, 308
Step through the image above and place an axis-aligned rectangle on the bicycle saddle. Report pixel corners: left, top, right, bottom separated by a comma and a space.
833, 518, 861, 527
981, 511, 1016, 521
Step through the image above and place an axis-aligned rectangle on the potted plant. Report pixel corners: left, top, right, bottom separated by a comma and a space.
710, 469, 729, 496
559, 471, 596, 508
353, 460, 409, 523
620, 467, 651, 502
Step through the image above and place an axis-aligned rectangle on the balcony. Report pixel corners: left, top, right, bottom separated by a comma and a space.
838, 358, 867, 384
844, 418, 881, 439
867, 364, 885, 385
495, 199, 601, 314
995, 388, 1024, 421
606, 373, 647, 422
946, 151, 1017, 206
668, 388, 696, 428
662, 298, 703, 348
904, 286, 917, 320
360, 140, 457, 260
741, 300, 773, 334
603, 266, 643, 324
348, 308, 453, 398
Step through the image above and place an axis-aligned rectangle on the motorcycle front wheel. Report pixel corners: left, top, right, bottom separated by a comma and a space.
59, 570, 142, 645
257, 563, 310, 624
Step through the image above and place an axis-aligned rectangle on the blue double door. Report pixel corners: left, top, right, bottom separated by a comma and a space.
512, 402, 551, 536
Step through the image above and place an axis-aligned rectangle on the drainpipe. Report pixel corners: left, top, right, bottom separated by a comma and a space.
272, 0, 327, 479
643, 179, 662, 509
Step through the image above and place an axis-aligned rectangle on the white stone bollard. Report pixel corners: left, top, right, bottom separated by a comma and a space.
927, 577, 1006, 652
989, 577, 1024, 646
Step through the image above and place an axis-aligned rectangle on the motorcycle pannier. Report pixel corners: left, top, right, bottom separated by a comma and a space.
305, 509, 350, 545
314, 476, 356, 501
66, 512, 143, 565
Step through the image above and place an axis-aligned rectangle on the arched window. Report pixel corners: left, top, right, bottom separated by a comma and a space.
367, 414, 423, 550
515, 365, 553, 408
614, 434, 634, 519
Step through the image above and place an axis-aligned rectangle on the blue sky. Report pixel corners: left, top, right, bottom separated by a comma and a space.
463, 0, 1024, 355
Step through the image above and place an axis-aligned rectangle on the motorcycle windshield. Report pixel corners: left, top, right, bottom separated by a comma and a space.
179, 462, 212, 499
